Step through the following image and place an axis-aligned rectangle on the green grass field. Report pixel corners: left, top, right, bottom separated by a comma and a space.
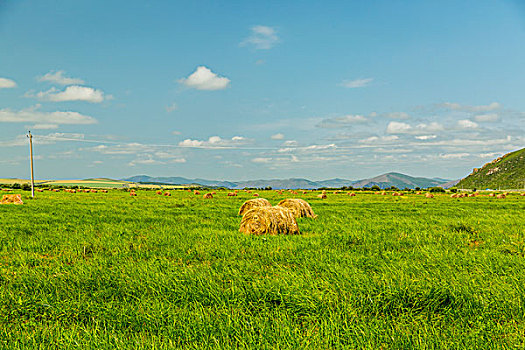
1, 190, 524, 349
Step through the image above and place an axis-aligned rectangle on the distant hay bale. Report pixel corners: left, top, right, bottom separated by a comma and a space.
203, 193, 213, 199
238, 198, 272, 216
164, 192, 171, 196
347, 192, 356, 197
392, 192, 400, 196
130, 191, 137, 197
496, 194, 506, 199
489, 193, 495, 197
451, 193, 458, 198
253, 193, 260, 197
239, 206, 299, 235
302, 191, 308, 194
468, 194, 476, 197
317, 193, 327, 199
194, 190, 200, 195
36, 189, 43, 192
156, 190, 162, 195
520, 193, 525, 196
333, 191, 339, 194
1, 194, 23, 205
211, 191, 216, 195
227, 192, 237, 197
425, 193, 434, 198
101, 190, 108, 193
90, 190, 97, 193
277, 198, 317, 218
321, 190, 327, 195
381, 191, 387, 195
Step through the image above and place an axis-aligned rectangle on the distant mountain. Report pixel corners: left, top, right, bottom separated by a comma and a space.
456, 148, 525, 189
122, 172, 450, 190
351, 172, 448, 189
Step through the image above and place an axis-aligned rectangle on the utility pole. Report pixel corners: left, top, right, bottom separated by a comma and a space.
27, 131, 35, 198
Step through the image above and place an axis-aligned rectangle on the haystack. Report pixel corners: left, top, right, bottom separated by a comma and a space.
489, 193, 495, 197
425, 193, 434, 198
1, 194, 23, 205
496, 194, 506, 199
164, 192, 171, 196
130, 190, 137, 196
521, 193, 525, 196
317, 193, 327, 199
347, 192, 356, 197
239, 206, 299, 235
238, 198, 272, 216
253, 193, 260, 197
468, 193, 476, 197
156, 190, 162, 195
277, 198, 317, 218
194, 190, 200, 195
203, 193, 213, 199
451, 193, 458, 198
227, 192, 237, 197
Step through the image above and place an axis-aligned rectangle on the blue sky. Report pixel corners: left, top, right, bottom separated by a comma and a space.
1, 0, 524, 181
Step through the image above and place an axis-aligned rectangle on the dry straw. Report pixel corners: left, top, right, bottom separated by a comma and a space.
239, 206, 299, 235
277, 198, 317, 218
1, 194, 23, 205
425, 193, 434, 198
203, 193, 214, 199
317, 193, 327, 199
238, 198, 272, 216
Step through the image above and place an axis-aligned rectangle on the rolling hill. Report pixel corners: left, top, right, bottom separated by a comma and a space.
456, 148, 525, 189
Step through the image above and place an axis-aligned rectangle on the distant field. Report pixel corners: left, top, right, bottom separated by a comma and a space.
0, 178, 188, 189
1, 190, 524, 348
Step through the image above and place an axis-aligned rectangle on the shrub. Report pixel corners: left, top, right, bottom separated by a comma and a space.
429, 187, 446, 193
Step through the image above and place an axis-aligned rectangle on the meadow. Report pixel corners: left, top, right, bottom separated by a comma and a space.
1, 189, 524, 349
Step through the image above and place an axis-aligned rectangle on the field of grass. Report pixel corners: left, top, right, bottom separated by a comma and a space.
1, 190, 524, 349
0, 178, 189, 190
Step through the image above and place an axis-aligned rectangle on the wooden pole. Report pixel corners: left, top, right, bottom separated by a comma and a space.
28, 131, 35, 198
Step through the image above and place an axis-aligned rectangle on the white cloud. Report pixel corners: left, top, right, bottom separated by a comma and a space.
386, 121, 412, 134
172, 130, 182, 135
439, 153, 470, 159
0, 77, 17, 88
38, 71, 85, 85
415, 135, 437, 140
283, 140, 298, 146
178, 136, 250, 148
241, 25, 279, 50
166, 103, 178, 113
32, 85, 109, 103
178, 66, 230, 90
474, 113, 499, 122
479, 152, 501, 158
340, 78, 373, 88
0, 105, 97, 125
0, 132, 85, 147
441, 102, 500, 112
31, 123, 59, 130
317, 114, 368, 128
386, 112, 410, 120
359, 135, 399, 143
457, 119, 478, 129
304, 144, 337, 150
386, 121, 443, 134
271, 133, 284, 140
252, 157, 272, 163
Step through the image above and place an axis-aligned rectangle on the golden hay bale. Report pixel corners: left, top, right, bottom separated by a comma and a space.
277, 198, 317, 219
90, 189, 98, 193
381, 191, 387, 195
212, 191, 216, 195
302, 191, 308, 194
416, 191, 422, 195
239, 206, 299, 235
450, 193, 458, 198
425, 193, 434, 198
156, 190, 163, 195
496, 194, 506, 199
468, 193, 476, 197
203, 193, 213, 199
130, 191, 137, 197
521, 193, 525, 196
489, 193, 495, 197
164, 192, 171, 196
36, 189, 43, 192
317, 193, 327, 199
321, 190, 327, 195
347, 192, 356, 197
1, 194, 23, 205
101, 190, 108, 193
253, 193, 260, 197
194, 190, 200, 195
227, 192, 237, 197
238, 198, 272, 216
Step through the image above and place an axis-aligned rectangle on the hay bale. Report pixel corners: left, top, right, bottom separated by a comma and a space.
317, 193, 327, 199
347, 192, 356, 197
239, 206, 299, 235
1, 194, 23, 205
194, 190, 200, 195
521, 193, 525, 196
381, 191, 387, 195
468, 193, 476, 197
203, 193, 213, 199
489, 193, 495, 197
416, 191, 422, 195
227, 192, 237, 197
450, 193, 458, 198
238, 198, 271, 216
101, 190, 108, 193
253, 193, 260, 197
130, 190, 137, 197
302, 191, 308, 194
496, 194, 506, 199
425, 193, 434, 198
277, 198, 317, 218
164, 192, 171, 196
156, 190, 162, 195
211, 191, 216, 195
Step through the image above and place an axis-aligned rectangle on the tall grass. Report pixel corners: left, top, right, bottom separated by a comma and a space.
1, 190, 524, 348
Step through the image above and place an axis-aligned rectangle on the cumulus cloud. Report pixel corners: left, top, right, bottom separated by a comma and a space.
386, 121, 443, 134
457, 119, 478, 129
38, 70, 85, 85
178, 66, 230, 90
241, 25, 279, 50
0, 77, 17, 88
271, 133, 284, 140
415, 135, 437, 140
474, 113, 500, 122
31, 85, 109, 103
439, 153, 470, 159
359, 135, 399, 143
0, 105, 97, 125
178, 136, 250, 148
340, 78, 373, 88
317, 114, 368, 128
